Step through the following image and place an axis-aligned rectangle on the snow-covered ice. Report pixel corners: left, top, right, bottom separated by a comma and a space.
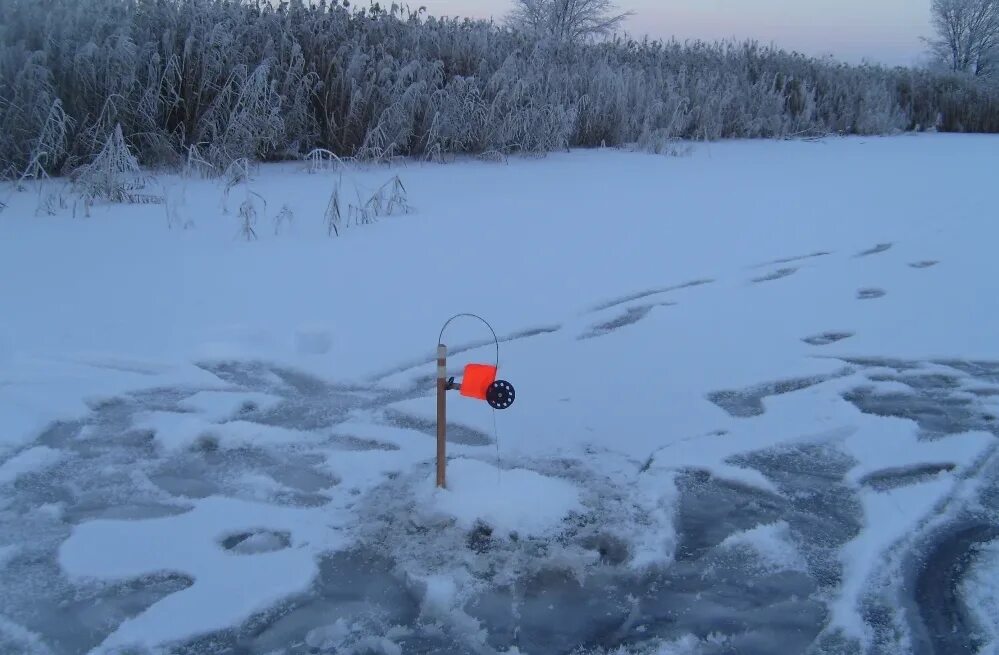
177, 390, 283, 422
417, 457, 583, 537
1, 135, 998, 654
0, 446, 63, 485
58, 497, 346, 651
963, 539, 999, 655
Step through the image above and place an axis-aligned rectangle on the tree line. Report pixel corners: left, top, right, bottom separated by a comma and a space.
1, 0, 998, 180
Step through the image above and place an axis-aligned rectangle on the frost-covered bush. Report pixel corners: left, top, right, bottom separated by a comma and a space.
347, 176, 412, 227
324, 178, 343, 237
324, 175, 411, 236
305, 149, 344, 174
72, 124, 149, 204
273, 204, 293, 235
237, 190, 266, 241
1, 0, 998, 179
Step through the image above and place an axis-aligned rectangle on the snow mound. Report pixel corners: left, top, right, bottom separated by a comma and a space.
419, 458, 582, 537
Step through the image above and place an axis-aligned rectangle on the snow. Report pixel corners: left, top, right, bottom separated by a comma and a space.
719, 521, 809, 573
0, 614, 53, 655
134, 411, 321, 452
0, 545, 17, 569
0, 355, 219, 453
2, 134, 999, 652
132, 411, 217, 452
844, 425, 993, 484
0, 446, 63, 485
320, 440, 431, 492
177, 390, 283, 422
417, 457, 583, 537
963, 540, 999, 655
58, 496, 347, 651
832, 476, 957, 639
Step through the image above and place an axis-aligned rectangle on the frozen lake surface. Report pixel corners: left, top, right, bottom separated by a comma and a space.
1, 135, 998, 654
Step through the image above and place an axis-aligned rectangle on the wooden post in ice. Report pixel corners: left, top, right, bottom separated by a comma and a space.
436, 344, 447, 488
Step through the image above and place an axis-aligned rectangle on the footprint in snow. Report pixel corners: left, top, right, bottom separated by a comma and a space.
857, 288, 886, 300
590, 279, 714, 313
220, 529, 292, 554
753, 251, 831, 268
856, 243, 893, 257
579, 303, 674, 340
803, 332, 854, 346
751, 268, 797, 284
859, 464, 956, 491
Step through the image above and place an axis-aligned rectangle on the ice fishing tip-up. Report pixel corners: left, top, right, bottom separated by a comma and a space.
436, 314, 516, 488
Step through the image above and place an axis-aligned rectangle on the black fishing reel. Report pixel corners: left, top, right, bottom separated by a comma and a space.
486, 380, 516, 410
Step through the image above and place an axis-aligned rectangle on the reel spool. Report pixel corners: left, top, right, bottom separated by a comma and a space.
486, 380, 515, 410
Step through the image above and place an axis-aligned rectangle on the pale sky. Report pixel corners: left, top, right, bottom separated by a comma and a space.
417, 0, 934, 66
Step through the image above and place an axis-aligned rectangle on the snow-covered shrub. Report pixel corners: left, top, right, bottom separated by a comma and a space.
1, 0, 998, 176
370, 176, 412, 217
21, 100, 73, 182
223, 158, 252, 189
163, 182, 194, 230
346, 176, 412, 229
35, 184, 68, 217
72, 124, 153, 204
273, 204, 293, 235
199, 61, 285, 171
346, 200, 372, 227
237, 191, 266, 241
184, 145, 216, 179
306, 149, 344, 174
238, 199, 257, 241
221, 157, 253, 214
324, 177, 344, 237
855, 82, 908, 135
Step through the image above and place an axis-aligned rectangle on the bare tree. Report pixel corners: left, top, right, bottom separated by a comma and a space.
508, 0, 633, 43
928, 0, 999, 77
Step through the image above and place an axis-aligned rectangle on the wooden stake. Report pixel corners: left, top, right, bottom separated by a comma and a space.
436, 344, 447, 488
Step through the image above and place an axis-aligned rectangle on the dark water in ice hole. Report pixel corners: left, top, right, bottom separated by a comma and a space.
1, 360, 997, 654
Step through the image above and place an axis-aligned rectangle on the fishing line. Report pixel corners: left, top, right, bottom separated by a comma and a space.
492, 406, 502, 484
